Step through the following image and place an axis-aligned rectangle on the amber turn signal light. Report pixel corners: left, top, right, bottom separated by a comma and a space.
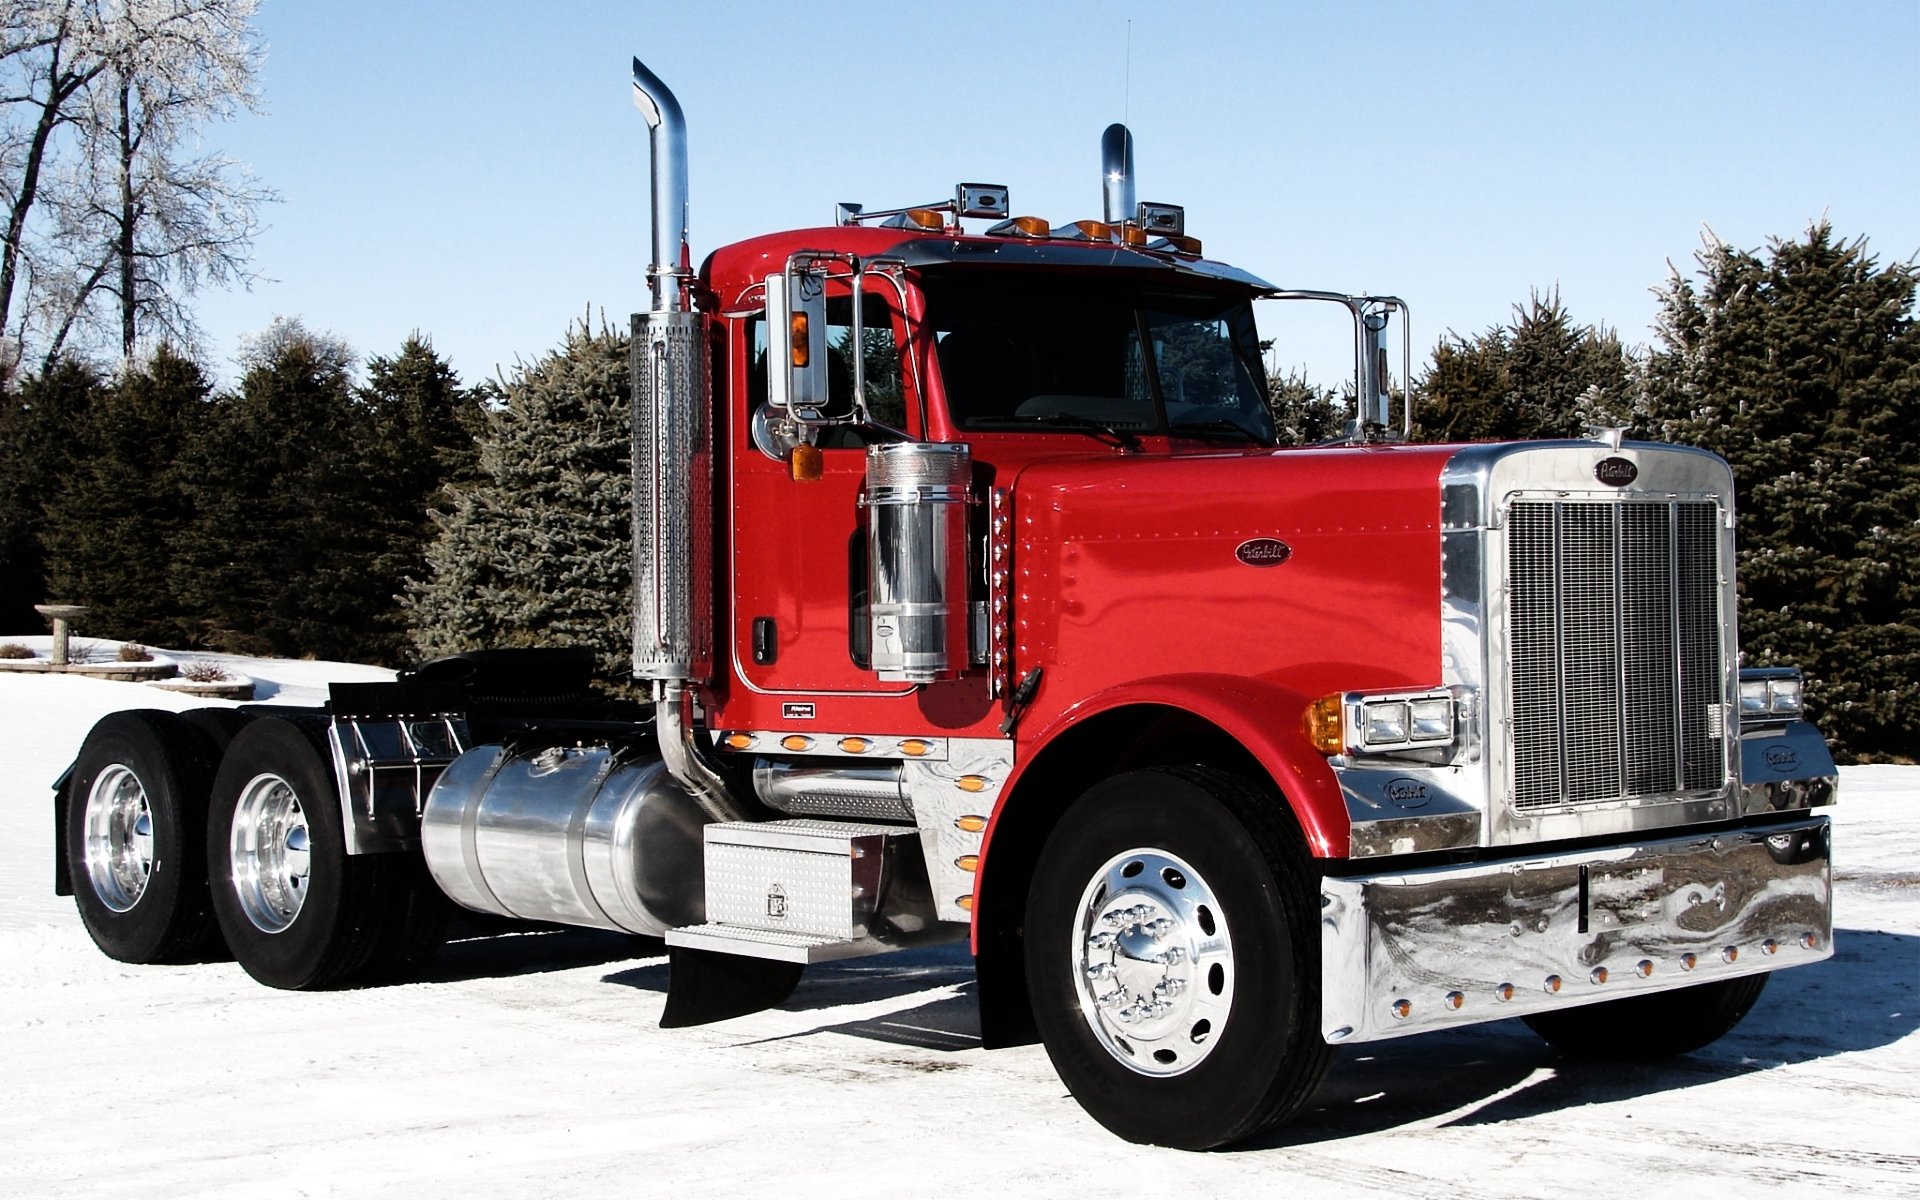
1305, 694, 1345, 755
789, 443, 822, 482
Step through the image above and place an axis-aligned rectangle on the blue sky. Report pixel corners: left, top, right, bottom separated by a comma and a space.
190, 1, 1919, 391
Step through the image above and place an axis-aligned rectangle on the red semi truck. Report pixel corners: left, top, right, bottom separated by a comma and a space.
54, 57, 1838, 1149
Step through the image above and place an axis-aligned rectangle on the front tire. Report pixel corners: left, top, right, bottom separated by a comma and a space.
1024, 767, 1332, 1149
1524, 974, 1770, 1061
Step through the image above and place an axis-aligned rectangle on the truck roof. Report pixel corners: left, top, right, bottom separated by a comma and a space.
700, 224, 1276, 313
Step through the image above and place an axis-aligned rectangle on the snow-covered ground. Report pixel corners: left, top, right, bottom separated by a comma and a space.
1, 654, 1915, 1198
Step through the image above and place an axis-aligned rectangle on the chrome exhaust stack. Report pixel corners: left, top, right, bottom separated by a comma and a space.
1101, 123, 1135, 226
630, 57, 692, 313
629, 56, 751, 823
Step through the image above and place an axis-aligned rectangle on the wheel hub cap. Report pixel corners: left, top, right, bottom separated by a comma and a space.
1073, 848, 1235, 1076
231, 773, 310, 934
83, 765, 153, 912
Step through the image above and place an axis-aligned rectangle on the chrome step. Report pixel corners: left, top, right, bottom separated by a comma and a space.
665, 921, 959, 964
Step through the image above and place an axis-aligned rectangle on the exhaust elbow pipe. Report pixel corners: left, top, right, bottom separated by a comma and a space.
1101, 123, 1135, 226
632, 57, 691, 312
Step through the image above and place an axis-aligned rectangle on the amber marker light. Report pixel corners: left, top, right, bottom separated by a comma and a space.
1073, 219, 1115, 240
906, 207, 944, 230
1390, 999, 1413, 1019
956, 855, 980, 872
1722, 946, 1740, 963
955, 894, 975, 912
955, 814, 988, 833
788, 312, 810, 366
1166, 234, 1203, 255
898, 738, 933, 757
723, 732, 755, 750
780, 734, 814, 752
1543, 975, 1563, 994
1680, 952, 1698, 970
1305, 695, 1345, 755
1636, 960, 1655, 978
955, 775, 989, 793
838, 737, 871, 754
1801, 932, 1820, 950
1590, 967, 1609, 985
1444, 991, 1465, 1010
1494, 983, 1515, 1001
788, 443, 823, 482
1120, 224, 1151, 246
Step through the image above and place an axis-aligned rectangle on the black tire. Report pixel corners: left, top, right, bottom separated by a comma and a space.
65, 710, 223, 963
1024, 767, 1332, 1149
1523, 974, 1770, 1061
207, 716, 390, 989
179, 707, 256, 757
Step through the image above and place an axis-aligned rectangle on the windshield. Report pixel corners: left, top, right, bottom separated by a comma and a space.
922, 272, 1275, 445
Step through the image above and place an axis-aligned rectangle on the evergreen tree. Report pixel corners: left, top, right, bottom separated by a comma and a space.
407, 323, 634, 686
174, 317, 365, 657
0, 359, 100, 630
349, 336, 485, 662
41, 346, 208, 643
1415, 291, 1635, 442
1642, 224, 1919, 761
1266, 368, 1343, 444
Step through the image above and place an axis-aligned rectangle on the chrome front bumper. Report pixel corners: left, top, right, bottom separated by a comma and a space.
1319, 815, 1832, 1044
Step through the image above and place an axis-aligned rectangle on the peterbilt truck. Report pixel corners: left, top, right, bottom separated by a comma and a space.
53, 56, 1838, 1150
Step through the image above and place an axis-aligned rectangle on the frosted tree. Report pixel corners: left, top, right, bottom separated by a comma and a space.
0, 0, 268, 370
407, 323, 636, 685
1643, 224, 1919, 761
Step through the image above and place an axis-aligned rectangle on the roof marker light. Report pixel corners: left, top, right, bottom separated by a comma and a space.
987, 215, 1051, 239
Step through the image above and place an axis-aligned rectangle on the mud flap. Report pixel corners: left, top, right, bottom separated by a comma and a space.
659, 946, 804, 1028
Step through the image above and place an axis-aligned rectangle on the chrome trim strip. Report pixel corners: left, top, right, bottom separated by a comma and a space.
1320, 815, 1832, 1044
904, 737, 1013, 923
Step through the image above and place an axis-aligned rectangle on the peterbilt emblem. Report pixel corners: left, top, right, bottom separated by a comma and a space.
1235, 538, 1293, 567
766, 883, 789, 919
1384, 778, 1431, 808
1595, 456, 1638, 487
1764, 745, 1800, 773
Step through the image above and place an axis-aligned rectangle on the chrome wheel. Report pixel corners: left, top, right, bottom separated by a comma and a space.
229, 773, 311, 934
83, 765, 154, 912
1072, 847, 1236, 1076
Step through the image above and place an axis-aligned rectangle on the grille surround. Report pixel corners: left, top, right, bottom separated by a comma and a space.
1504, 496, 1729, 814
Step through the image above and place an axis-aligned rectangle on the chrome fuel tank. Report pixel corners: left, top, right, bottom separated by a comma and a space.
420, 745, 710, 936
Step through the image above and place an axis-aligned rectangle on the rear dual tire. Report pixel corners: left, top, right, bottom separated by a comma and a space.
207, 716, 449, 990
66, 710, 226, 963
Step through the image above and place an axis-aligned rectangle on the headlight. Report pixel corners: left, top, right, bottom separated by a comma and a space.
1738, 668, 1804, 721
1307, 689, 1457, 756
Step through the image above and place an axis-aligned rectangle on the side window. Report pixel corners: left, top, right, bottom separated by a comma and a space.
827, 293, 904, 428
747, 293, 904, 434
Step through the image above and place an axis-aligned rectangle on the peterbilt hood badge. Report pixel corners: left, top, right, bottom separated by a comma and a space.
1235, 538, 1293, 567
1595, 456, 1638, 487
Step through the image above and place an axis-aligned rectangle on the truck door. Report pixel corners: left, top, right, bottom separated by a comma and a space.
728, 285, 916, 698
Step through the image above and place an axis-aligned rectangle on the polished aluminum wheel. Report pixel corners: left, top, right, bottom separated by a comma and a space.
229, 773, 311, 934
1071, 847, 1236, 1076
82, 765, 154, 913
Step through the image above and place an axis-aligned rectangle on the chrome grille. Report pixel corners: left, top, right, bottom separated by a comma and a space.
1507, 499, 1726, 811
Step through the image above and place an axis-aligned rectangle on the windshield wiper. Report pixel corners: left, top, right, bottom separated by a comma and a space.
973, 412, 1144, 451
1167, 417, 1274, 446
